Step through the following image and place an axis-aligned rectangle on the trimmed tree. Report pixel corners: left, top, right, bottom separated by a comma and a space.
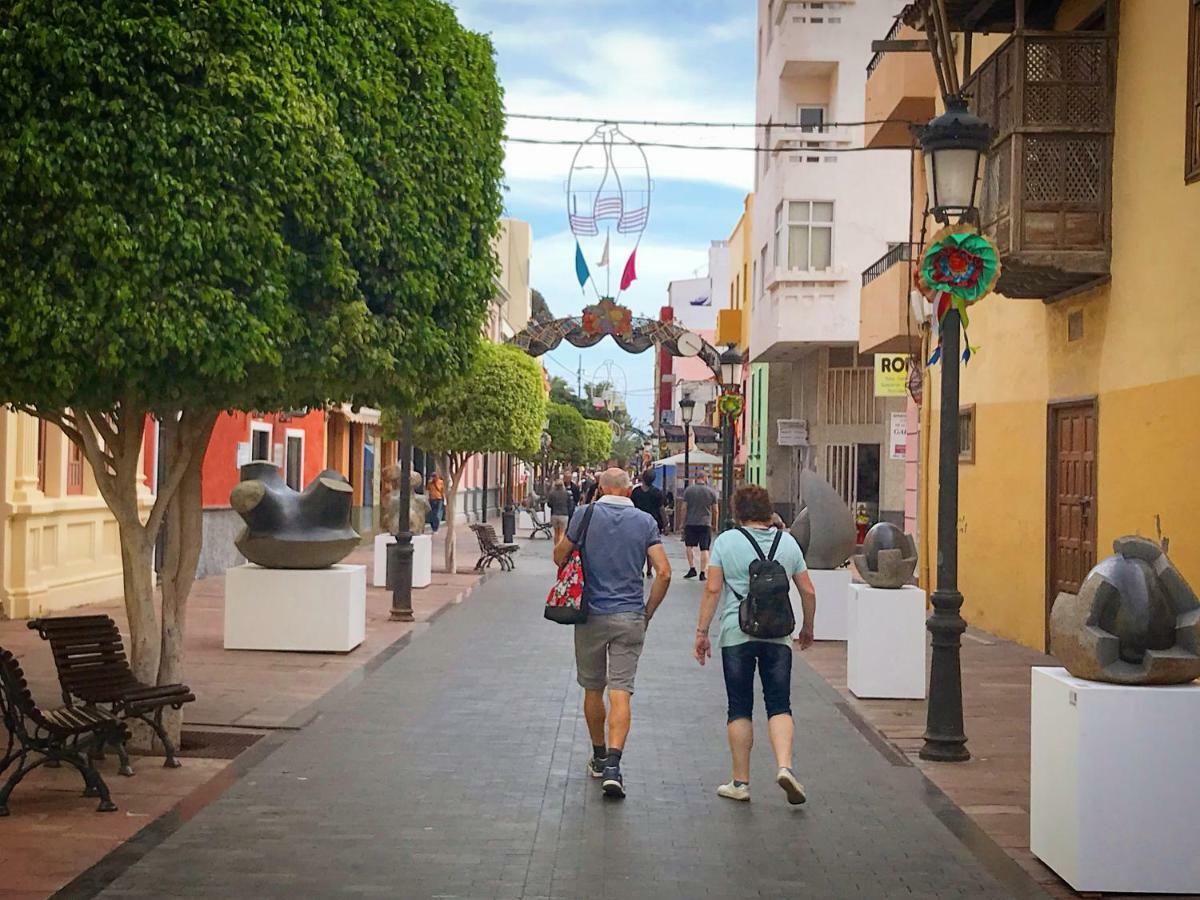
583, 419, 614, 467
547, 402, 588, 468
404, 343, 547, 573
0, 1, 503, 720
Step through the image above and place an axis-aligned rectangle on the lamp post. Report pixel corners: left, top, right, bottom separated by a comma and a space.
539, 430, 552, 496
679, 394, 696, 512
387, 414, 415, 622
717, 344, 745, 532
916, 95, 992, 763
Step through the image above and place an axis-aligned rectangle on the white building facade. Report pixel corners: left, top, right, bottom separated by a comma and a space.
751, 0, 910, 524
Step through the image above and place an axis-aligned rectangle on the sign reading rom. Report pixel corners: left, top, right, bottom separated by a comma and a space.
874, 354, 910, 398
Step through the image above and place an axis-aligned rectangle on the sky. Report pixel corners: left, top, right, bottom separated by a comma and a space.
452, 0, 757, 429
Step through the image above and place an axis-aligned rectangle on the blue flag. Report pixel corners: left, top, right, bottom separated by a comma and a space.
575, 240, 590, 290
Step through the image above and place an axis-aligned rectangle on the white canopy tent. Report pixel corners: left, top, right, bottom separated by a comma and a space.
651, 449, 722, 467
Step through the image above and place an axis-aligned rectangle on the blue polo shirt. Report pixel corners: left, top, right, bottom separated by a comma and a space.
566, 496, 661, 615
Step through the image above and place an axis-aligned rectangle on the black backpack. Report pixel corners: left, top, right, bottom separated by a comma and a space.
733, 527, 796, 639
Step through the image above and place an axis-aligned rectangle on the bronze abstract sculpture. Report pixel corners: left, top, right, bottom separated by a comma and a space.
230, 463, 360, 569
1050, 536, 1200, 685
789, 470, 857, 570
853, 522, 918, 589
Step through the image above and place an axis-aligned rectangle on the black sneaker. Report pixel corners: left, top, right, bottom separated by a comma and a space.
587, 756, 606, 778
601, 765, 625, 798
699, 572, 706, 581
684, 568, 698, 579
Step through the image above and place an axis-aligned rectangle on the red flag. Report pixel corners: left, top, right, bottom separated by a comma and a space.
619, 249, 638, 291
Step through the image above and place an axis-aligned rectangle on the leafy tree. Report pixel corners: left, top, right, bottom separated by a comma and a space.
547, 402, 588, 467
403, 343, 547, 573
583, 419, 614, 467
0, 1, 504, 711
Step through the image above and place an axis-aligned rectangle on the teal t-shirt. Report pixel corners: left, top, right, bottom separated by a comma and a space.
709, 526, 807, 648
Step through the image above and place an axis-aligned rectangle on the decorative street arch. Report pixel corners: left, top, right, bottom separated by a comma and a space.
509, 298, 722, 376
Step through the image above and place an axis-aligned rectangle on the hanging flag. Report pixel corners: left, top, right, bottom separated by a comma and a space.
619, 248, 638, 291
596, 234, 609, 268
575, 240, 590, 290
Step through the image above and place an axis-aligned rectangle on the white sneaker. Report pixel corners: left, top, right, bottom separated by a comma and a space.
776, 767, 806, 805
717, 780, 750, 801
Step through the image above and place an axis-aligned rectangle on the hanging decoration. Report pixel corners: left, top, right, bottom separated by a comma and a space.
717, 392, 743, 418
581, 298, 634, 339
916, 224, 1001, 365
566, 124, 651, 301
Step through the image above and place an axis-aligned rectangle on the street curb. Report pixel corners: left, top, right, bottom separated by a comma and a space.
51, 571, 489, 900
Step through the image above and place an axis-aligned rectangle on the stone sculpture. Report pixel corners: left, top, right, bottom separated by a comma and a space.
230, 462, 360, 569
1050, 536, 1200, 685
383, 464, 429, 535
789, 470, 857, 570
852, 522, 918, 589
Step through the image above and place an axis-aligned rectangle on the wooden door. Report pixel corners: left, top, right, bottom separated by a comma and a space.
1047, 400, 1098, 642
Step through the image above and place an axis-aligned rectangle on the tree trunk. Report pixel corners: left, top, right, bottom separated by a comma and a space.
443, 454, 470, 575
155, 412, 214, 745
117, 523, 159, 685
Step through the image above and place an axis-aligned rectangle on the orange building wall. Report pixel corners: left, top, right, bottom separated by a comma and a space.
202, 411, 327, 509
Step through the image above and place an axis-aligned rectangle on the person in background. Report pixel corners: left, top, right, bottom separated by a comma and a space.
580, 469, 597, 505
567, 471, 581, 516
425, 471, 445, 533
554, 468, 672, 800
546, 478, 573, 545
694, 484, 817, 805
681, 473, 719, 580
631, 469, 666, 576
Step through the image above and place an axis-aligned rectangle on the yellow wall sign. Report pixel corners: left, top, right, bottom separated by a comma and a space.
874, 354, 910, 398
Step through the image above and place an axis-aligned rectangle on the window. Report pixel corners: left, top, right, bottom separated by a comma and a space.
958, 406, 976, 464
250, 421, 272, 462
797, 106, 825, 132
776, 201, 834, 270
285, 429, 305, 491
36, 419, 47, 492
1188, 0, 1200, 182
66, 439, 84, 495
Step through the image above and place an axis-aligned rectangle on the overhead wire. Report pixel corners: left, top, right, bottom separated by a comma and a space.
505, 136, 893, 153
505, 112, 920, 130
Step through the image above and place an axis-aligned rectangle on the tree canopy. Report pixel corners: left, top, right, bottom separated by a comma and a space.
582, 419, 614, 466
547, 401, 588, 465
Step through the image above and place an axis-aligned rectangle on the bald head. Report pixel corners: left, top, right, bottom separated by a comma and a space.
597, 467, 631, 497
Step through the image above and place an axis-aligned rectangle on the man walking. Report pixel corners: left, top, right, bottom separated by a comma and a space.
631, 469, 666, 577
682, 473, 719, 580
554, 468, 672, 799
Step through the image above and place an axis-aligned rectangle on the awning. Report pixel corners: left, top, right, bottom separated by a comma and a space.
335, 404, 381, 426
652, 449, 722, 467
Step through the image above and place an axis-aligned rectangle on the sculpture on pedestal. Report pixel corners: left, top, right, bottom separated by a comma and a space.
1050, 536, 1200, 685
384, 464, 428, 535
789, 470, 856, 569
230, 462, 360, 569
852, 522, 918, 589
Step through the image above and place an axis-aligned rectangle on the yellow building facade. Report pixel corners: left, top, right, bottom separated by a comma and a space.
0, 411, 150, 619
870, 0, 1199, 651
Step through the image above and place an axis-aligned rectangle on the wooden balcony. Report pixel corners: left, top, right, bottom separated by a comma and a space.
965, 32, 1115, 300
859, 243, 921, 355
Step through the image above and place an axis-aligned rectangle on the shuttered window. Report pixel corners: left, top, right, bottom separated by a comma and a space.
1189, 0, 1200, 182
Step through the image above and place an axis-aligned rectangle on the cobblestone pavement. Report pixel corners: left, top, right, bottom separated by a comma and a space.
94, 539, 1043, 899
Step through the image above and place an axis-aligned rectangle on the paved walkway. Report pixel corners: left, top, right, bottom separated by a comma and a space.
92, 540, 1041, 899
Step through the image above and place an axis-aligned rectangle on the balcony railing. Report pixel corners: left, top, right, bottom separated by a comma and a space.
965, 31, 1115, 298
862, 243, 916, 287
866, 16, 904, 76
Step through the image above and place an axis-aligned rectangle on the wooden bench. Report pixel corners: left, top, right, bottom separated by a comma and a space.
27, 615, 196, 774
469, 523, 519, 571
0, 647, 123, 816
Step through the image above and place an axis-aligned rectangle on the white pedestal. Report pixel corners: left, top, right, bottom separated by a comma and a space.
373, 533, 432, 589
796, 569, 851, 641
1031, 667, 1200, 894
847, 584, 926, 699
518, 510, 535, 532
224, 564, 366, 653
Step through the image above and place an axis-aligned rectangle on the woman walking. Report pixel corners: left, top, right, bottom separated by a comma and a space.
546, 479, 573, 545
693, 484, 817, 804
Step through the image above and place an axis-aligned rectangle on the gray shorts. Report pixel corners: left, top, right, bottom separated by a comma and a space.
574, 611, 646, 694
551, 514, 569, 529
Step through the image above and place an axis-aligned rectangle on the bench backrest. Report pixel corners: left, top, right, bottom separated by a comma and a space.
27, 615, 135, 705
0, 647, 50, 739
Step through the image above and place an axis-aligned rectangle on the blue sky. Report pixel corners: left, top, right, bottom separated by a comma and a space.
453, 0, 756, 428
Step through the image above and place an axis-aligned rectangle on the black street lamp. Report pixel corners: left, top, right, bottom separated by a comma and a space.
539, 429, 552, 496
916, 94, 993, 764
717, 344, 745, 532
387, 414, 415, 622
678, 394, 696, 508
